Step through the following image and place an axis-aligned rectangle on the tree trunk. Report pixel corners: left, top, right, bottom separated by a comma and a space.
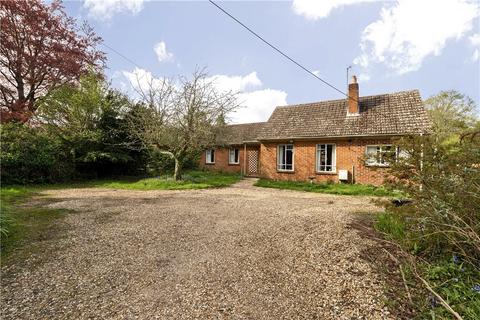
174, 158, 182, 181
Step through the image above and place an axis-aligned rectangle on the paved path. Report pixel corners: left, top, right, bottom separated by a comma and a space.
1, 179, 392, 319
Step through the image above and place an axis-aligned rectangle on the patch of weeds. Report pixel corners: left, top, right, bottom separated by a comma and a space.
421, 259, 480, 320
375, 212, 405, 241
372, 210, 480, 319
1, 186, 70, 264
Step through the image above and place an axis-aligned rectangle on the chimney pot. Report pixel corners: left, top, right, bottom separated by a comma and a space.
347, 74, 359, 115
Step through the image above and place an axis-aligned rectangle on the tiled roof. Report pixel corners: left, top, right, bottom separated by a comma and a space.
257, 90, 430, 140
222, 90, 430, 144
220, 122, 266, 145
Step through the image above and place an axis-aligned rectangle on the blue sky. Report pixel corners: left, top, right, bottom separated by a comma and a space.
64, 0, 480, 123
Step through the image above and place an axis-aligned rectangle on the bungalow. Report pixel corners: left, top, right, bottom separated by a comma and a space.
199, 76, 430, 185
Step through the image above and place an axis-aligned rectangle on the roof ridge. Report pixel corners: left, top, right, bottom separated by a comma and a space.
275, 89, 420, 109
226, 122, 266, 127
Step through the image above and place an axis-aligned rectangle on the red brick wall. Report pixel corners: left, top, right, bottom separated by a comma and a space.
259, 138, 393, 185
199, 147, 244, 173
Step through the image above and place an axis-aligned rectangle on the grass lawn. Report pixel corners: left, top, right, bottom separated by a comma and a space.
82, 170, 242, 190
255, 179, 402, 197
0, 170, 241, 259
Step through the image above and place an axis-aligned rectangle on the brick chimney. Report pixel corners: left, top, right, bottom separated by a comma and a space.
347, 75, 359, 115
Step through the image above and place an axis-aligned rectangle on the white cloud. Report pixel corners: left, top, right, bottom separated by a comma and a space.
472, 50, 479, 62
154, 41, 174, 63
470, 34, 480, 46
358, 73, 371, 82
207, 72, 262, 93
470, 33, 480, 61
121, 69, 287, 123
122, 67, 168, 95
206, 72, 286, 123
232, 89, 288, 124
83, 0, 145, 21
354, 0, 479, 74
292, 0, 377, 20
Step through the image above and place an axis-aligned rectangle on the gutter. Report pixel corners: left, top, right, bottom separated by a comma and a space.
256, 132, 427, 142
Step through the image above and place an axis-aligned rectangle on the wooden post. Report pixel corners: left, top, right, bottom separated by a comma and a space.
243, 143, 247, 176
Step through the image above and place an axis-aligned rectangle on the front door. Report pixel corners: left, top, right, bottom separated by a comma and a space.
247, 149, 259, 176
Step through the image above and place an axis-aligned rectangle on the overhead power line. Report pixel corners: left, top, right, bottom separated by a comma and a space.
208, 0, 352, 100
101, 42, 143, 70
207, 1, 401, 132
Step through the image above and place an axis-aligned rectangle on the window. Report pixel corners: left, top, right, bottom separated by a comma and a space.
316, 144, 336, 172
277, 144, 294, 171
229, 148, 239, 164
205, 149, 215, 164
365, 145, 396, 166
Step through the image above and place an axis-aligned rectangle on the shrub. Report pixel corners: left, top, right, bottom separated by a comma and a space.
36, 74, 150, 179
0, 122, 74, 184
386, 132, 480, 267
380, 130, 480, 318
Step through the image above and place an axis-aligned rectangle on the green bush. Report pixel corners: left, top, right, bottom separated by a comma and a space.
386, 133, 480, 266
0, 122, 74, 184
375, 91, 480, 318
379, 123, 480, 317
37, 75, 151, 179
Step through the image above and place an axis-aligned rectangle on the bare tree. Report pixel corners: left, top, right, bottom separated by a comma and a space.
127, 70, 239, 180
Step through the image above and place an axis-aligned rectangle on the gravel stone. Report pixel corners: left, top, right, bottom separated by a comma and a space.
1, 179, 393, 319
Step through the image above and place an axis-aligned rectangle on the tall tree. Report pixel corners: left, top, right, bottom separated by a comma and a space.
0, 0, 105, 122
424, 90, 478, 144
127, 70, 239, 180
37, 73, 143, 177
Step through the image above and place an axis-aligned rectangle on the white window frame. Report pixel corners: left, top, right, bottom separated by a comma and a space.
277, 144, 294, 172
205, 149, 215, 164
316, 144, 336, 173
365, 145, 396, 167
229, 148, 239, 164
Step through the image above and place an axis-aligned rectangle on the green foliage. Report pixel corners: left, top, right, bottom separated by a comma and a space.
423, 260, 480, 320
386, 132, 480, 266
378, 91, 480, 318
375, 212, 406, 241
424, 90, 478, 145
36, 73, 149, 178
0, 122, 74, 184
255, 179, 402, 197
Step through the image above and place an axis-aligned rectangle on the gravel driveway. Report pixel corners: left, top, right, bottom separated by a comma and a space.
1, 179, 392, 319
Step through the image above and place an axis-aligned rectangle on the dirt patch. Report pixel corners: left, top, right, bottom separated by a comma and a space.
2, 180, 396, 319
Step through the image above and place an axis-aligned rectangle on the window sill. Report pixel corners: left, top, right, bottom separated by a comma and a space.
205, 162, 216, 165
228, 163, 240, 166
316, 171, 337, 175
277, 170, 295, 173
